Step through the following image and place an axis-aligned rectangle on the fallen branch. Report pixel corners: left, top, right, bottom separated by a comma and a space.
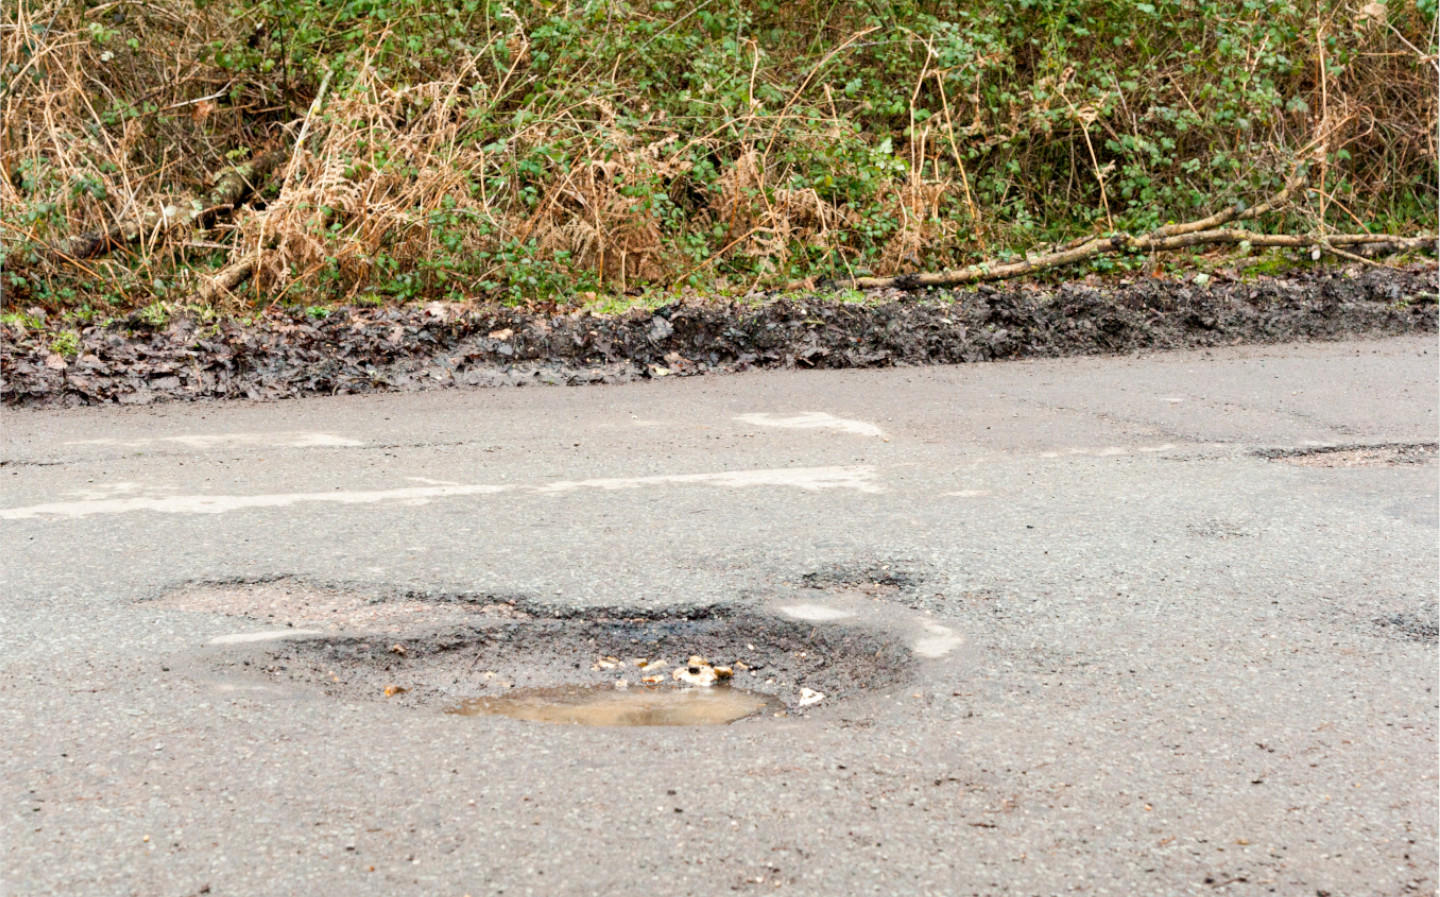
46, 150, 283, 262
190, 253, 261, 306
804, 158, 1440, 292
1150, 166, 1308, 239
829, 221, 1434, 290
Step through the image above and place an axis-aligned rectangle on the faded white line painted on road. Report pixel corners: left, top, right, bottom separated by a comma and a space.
66, 432, 363, 449
913, 622, 963, 658
210, 629, 324, 645
779, 604, 857, 622
0, 483, 512, 519
735, 412, 888, 439
1036, 443, 1177, 459
0, 465, 880, 519
540, 466, 880, 494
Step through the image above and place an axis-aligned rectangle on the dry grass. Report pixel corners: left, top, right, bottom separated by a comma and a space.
2, 0, 1435, 314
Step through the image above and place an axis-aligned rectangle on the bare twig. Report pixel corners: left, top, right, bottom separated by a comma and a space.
1385, 20, 1440, 75
819, 169, 1434, 293
1151, 164, 1309, 239
163, 81, 235, 111
829, 229, 1433, 291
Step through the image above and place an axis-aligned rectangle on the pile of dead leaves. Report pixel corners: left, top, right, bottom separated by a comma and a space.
3, 266, 1434, 407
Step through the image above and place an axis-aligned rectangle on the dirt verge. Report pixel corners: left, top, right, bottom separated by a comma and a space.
4, 265, 1435, 407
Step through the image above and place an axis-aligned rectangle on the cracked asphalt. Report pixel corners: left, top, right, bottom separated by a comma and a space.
2, 336, 1436, 896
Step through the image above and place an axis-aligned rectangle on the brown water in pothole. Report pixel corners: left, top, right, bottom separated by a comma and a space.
447, 685, 775, 726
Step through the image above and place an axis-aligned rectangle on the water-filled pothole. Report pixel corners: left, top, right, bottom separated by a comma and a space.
449, 684, 780, 726
209, 603, 912, 718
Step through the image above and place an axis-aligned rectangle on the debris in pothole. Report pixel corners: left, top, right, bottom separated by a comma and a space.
389, 644, 407, 656
798, 688, 825, 707
674, 656, 720, 687
614, 678, 630, 690
384, 685, 407, 697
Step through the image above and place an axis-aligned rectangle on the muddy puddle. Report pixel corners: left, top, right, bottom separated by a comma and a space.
449, 684, 778, 726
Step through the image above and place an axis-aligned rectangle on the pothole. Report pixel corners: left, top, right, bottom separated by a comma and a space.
1257, 442, 1438, 467
796, 560, 962, 616
800, 563, 923, 594
206, 604, 911, 722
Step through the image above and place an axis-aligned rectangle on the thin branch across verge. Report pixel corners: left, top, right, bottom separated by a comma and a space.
821, 173, 1435, 292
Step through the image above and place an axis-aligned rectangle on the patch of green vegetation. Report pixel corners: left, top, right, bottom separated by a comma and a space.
134, 302, 171, 328
1, 311, 45, 329
578, 290, 679, 317
50, 330, 81, 357
1235, 252, 1304, 278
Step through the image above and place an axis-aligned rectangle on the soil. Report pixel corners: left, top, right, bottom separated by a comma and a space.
4, 265, 1435, 407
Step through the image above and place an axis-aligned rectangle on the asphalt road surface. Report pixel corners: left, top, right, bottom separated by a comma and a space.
3, 336, 1436, 897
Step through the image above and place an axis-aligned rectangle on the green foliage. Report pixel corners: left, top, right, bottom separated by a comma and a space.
4, 0, 1435, 310
135, 302, 171, 327
50, 330, 80, 357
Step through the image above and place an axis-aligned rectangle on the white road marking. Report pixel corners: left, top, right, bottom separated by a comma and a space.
913, 622, 963, 658
779, 604, 857, 622
65, 432, 363, 449
1035, 444, 1178, 459
540, 466, 880, 494
0, 483, 511, 519
943, 489, 991, 497
209, 629, 324, 645
0, 465, 880, 519
735, 412, 888, 438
